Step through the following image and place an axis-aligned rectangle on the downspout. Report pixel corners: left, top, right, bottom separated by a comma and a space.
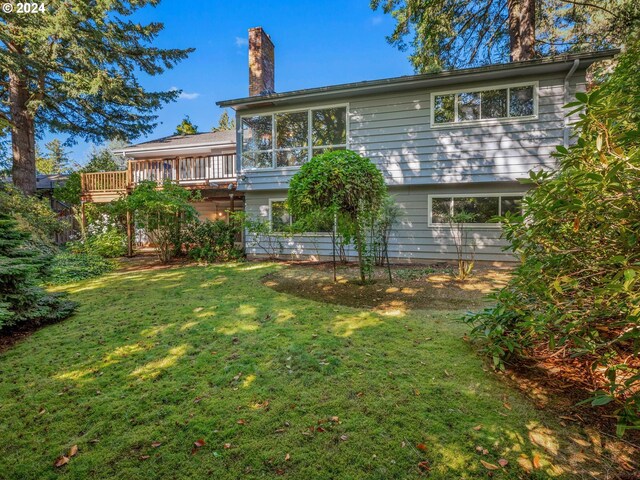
563, 59, 580, 148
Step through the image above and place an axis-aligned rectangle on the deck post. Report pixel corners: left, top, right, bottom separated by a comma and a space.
126, 209, 134, 257
80, 201, 87, 239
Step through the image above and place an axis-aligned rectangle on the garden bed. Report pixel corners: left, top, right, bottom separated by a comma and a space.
262, 262, 512, 311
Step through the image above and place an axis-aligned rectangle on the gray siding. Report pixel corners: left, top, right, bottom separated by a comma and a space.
236, 72, 586, 192
244, 183, 528, 263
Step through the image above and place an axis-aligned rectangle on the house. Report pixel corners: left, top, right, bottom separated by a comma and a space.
81, 27, 616, 262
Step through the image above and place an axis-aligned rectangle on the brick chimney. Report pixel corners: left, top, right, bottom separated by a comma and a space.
248, 27, 275, 96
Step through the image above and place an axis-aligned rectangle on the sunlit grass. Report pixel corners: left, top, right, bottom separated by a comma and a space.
0, 263, 621, 479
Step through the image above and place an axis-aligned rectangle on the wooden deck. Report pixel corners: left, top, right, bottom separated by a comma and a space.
81, 155, 237, 202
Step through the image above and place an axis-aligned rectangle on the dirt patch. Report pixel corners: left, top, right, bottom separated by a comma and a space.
262, 262, 511, 312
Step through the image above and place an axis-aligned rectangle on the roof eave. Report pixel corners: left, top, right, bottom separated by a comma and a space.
217, 49, 618, 110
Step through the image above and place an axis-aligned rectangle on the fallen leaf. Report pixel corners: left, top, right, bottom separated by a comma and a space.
498, 458, 509, 467
193, 397, 203, 403
340, 435, 348, 441
416, 443, 427, 452
503, 402, 512, 410
237, 419, 246, 425
139, 455, 150, 460
475, 446, 483, 453
482, 449, 489, 455
54, 456, 69, 468
232, 372, 242, 382
193, 439, 206, 448
151, 442, 162, 448
532, 454, 541, 469
223, 443, 232, 449
285, 453, 290, 461
316, 426, 326, 433
473, 425, 482, 431
329, 416, 339, 423
275, 469, 285, 475
68, 445, 78, 458
481, 460, 500, 470
417, 461, 430, 472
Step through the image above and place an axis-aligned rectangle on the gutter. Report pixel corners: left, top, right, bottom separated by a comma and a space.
563, 59, 580, 148
113, 142, 236, 157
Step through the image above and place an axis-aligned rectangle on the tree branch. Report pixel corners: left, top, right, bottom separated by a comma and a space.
561, 0, 617, 17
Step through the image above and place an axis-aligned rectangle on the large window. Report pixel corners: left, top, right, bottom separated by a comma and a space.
241, 106, 347, 170
429, 194, 524, 225
432, 83, 536, 125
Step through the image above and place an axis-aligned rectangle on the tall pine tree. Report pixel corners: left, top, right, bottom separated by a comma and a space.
371, 0, 626, 72
0, 1, 193, 195
0, 209, 76, 331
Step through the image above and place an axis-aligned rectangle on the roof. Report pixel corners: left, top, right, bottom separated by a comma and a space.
36, 174, 69, 190
114, 130, 236, 155
217, 49, 618, 110
2, 174, 69, 190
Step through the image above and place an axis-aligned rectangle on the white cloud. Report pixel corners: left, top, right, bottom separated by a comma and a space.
170, 86, 200, 100
235, 36, 248, 47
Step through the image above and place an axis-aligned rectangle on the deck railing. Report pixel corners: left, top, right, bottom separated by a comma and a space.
130, 155, 236, 185
81, 155, 236, 195
81, 171, 129, 193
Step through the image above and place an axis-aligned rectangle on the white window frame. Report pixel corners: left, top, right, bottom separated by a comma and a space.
240, 103, 349, 172
427, 193, 525, 227
430, 81, 539, 128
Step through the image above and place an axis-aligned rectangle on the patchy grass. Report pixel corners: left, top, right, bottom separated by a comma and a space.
0, 263, 635, 479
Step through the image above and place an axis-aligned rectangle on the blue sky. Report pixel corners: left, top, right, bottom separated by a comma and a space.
52, 0, 414, 164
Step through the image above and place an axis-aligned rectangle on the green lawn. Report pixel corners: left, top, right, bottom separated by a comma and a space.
0, 263, 616, 479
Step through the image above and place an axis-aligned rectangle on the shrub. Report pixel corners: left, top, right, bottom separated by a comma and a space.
48, 252, 116, 284
68, 229, 127, 258
0, 184, 64, 255
184, 217, 243, 263
464, 43, 640, 436
0, 211, 76, 332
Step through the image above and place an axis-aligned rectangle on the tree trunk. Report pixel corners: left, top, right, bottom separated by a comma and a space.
9, 72, 37, 195
507, 0, 536, 62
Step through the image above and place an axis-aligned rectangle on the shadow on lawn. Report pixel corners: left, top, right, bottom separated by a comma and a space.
15, 262, 636, 478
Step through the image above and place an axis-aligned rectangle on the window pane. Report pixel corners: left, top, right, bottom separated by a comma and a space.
434, 94, 455, 124
481, 89, 507, 119
242, 115, 272, 151
276, 111, 308, 149
501, 196, 523, 216
271, 201, 291, 232
241, 151, 272, 169
312, 107, 346, 146
431, 197, 451, 223
457, 92, 481, 121
453, 197, 499, 223
510, 86, 534, 117
276, 148, 308, 167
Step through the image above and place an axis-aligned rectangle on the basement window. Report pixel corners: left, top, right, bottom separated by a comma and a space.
429, 194, 524, 226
